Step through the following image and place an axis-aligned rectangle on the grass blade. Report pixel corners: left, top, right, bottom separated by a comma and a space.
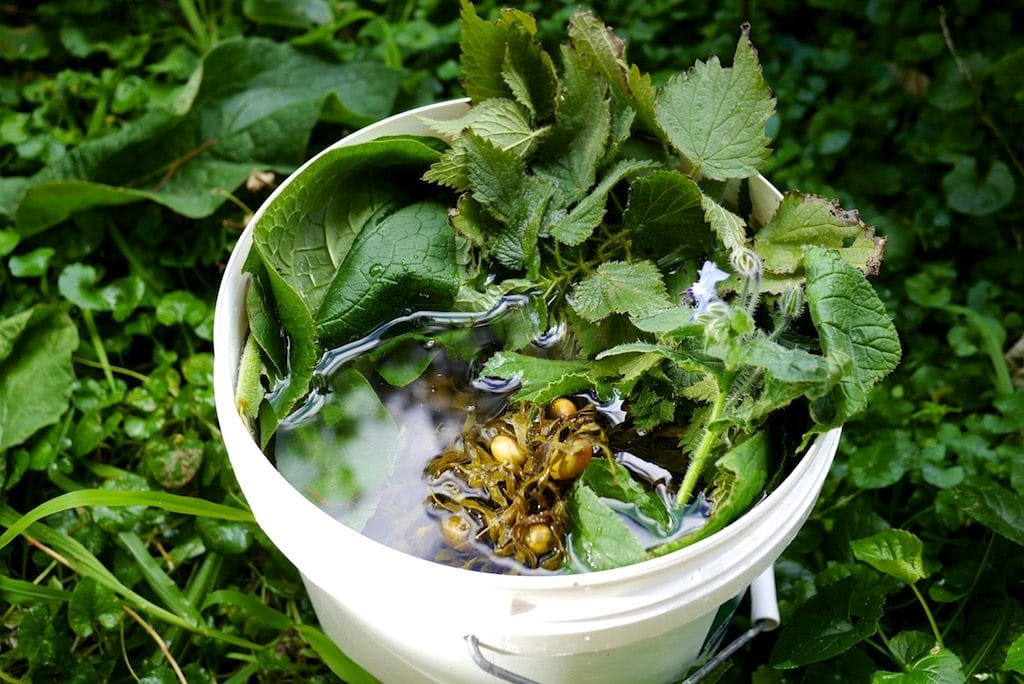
295, 624, 379, 684
116, 531, 204, 627
0, 575, 72, 604
201, 589, 291, 631
0, 489, 253, 552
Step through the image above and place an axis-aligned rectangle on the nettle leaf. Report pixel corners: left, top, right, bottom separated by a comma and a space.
571, 260, 672, 322
480, 351, 625, 403
315, 200, 459, 348
656, 29, 774, 180
0, 306, 78, 452
501, 41, 558, 120
804, 247, 901, 426
549, 159, 656, 245
701, 191, 749, 255
850, 529, 927, 585
624, 170, 710, 254
654, 432, 767, 555
755, 193, 885, 276
423, 98, 549, 159
942, 157, 1015, 216
533, 45, 610, 205
14, 39, 401, 236
462, 131, 555, 270
951, 480, 1024, 547
567, 9, 659, 135
770, 575, 884, 668
567, 481, 647, 571
458, 2, 548, 104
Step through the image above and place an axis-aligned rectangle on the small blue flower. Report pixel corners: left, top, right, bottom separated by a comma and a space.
688, 261, 730, 315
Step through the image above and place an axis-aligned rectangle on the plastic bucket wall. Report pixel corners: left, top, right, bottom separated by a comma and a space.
213, 99, 841, 684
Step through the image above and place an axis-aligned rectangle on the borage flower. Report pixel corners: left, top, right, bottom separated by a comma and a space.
687, 261, 730, 315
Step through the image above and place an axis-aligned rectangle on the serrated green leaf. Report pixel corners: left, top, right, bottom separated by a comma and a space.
549, 159, 655, 245
533, 45, 611, 204
501, 41, 558, 120
567, 9, 659, 135
479, 351, 625, 403
571, 260, 672, 322
567, 481, 647, 571
458, 1, 543, 104
462, 132, 555, 269
656, 29, 774, 180
701, 191, 749, 255
422, 98, 548, 158
770, 576, 884, 668
851, 529, 927, 584
624, 170, 710, 253
804, 247, 901, 425
755, 193, 885, 275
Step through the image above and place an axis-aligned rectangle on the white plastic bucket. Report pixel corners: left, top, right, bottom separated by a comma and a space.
213, 99, 841, 684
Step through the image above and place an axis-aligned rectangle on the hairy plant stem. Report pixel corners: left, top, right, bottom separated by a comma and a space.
676, 372, 733, 505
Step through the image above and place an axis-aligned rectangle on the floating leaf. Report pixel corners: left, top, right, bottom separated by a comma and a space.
480, 352, 625, 403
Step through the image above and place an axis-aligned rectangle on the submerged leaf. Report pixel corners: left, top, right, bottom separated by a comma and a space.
567, 481, 647, 571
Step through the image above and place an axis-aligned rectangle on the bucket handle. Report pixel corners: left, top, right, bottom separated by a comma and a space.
465, 565, 781, 684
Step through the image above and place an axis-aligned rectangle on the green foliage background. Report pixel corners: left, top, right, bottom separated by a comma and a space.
1, 1, 1022, 682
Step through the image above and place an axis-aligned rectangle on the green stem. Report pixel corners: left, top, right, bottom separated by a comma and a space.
107, 224, 161, 290
943, 305, 1014, 397
941, 532, 994, 639
676, 376, 731, 506
910, 583, 944, 648
177, 0, 211, 53
0, 669, 25, 684
74, 356, 148, 383
80, 309, 116, 392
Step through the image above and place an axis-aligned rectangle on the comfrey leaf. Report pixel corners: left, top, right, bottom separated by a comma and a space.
655, 27, 775, 180
804, 247, 901, 426
567, 481, 647, 571
571, 260, 672, 322
755, 193, 885, 276
582, 456, 673, 534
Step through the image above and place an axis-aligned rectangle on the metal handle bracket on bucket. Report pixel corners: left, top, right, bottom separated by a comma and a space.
466, 566, 781, 684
